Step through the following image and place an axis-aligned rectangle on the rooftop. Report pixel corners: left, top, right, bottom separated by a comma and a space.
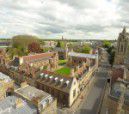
0, 96, 37, 114
68, 52, 97, 59
109, 80, 129, 106
0, 72, 12, 83
15, 85, 51, 103
37, 71, 74, 93
22, 52, 57, 63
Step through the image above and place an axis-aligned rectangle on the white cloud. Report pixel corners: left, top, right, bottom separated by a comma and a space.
0, 0, 128, 39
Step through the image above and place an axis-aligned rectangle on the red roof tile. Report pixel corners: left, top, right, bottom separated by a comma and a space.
22, 52, 56, 63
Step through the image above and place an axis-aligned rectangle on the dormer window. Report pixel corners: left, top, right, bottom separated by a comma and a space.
49, 76, 53, 79
66, 80, 70, 85
60, 79, 64, 83
54, 77, 58, 83
63, 80, 70, 87
45, 74, 48, 78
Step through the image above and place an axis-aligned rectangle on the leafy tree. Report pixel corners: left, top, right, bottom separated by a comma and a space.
75, 44, 91, 54
12, 35, 39, 48
56, 41, 61, 47
7, 35, 40, 59
103, 40, 111, 48
28, 42, 42, 53
109, 50, 115, 67
82, 45, 91, 54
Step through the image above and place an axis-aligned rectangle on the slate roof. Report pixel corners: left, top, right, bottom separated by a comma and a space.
68, 52, 97, 59
15, 85, 51, 102
0, 96, 37, 114
22, 52, 56, 63
37, 71, 74, 93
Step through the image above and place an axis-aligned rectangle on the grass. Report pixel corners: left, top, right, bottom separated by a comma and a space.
58, 59, 67, 65
55, 67, 71, 75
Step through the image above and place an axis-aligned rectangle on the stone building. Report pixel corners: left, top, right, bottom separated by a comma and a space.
11, 52, 58, 71
0, 72, 14, 100
114, 27, 129, 65
15, 83, 57, 114
36, 71, 79, 107
107, 67, 129, 114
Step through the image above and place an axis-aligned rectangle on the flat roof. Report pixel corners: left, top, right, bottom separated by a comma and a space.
0, 96, 37, 114
15, 85, 51, 102
68, 52, 97, 59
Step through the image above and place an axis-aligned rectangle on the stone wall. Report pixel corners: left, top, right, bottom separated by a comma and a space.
41, 99, 57, 114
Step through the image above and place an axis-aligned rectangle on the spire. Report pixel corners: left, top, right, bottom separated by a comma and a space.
62, 36, 64, 40
122, 26, 126, 33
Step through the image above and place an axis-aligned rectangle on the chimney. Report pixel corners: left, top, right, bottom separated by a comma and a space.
21, 82, 28, 88
15, 98, 24, 108
71, 68, 75, 77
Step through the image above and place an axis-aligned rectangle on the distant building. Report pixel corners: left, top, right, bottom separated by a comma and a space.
54, 47, 68, 60
15, 83, 57, 114
0, 72, 14, 100
36, 71, 79, 107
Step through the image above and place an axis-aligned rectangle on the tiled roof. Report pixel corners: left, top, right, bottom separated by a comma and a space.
22, 52, 56, 63
0, 96, 37, 114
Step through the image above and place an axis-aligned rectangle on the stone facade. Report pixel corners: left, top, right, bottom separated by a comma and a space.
114, 27, 129, 65
0, 72, 14, 100
36, 72, 79, 107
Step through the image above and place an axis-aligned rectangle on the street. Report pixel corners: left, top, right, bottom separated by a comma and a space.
75, 68, 108, 114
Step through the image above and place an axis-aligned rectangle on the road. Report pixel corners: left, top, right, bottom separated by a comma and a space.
75, 67, 108, 114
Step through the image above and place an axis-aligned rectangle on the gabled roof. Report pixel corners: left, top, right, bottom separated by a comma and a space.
22, 52, 56, 63
68, 52, 97, 59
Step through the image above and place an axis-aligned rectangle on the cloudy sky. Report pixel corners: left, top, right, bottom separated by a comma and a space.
0, 0, 129, 39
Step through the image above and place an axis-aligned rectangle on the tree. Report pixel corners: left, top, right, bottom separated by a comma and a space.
12, 35, 39, 49
82, 45, 91, 54
103, 40, 111, 48
28, 42, 42, 53
75, 44, 91, 54
56, 41, 61, 47
109, 51, 115, 67
7, 35, 40, 58
106, 46, 115, 67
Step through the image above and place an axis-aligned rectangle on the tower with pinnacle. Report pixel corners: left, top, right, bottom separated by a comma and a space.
114, 27, 129, 65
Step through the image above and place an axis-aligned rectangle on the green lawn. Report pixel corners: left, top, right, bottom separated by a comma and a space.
58, 59, 67, 65
55, 67, 71, 75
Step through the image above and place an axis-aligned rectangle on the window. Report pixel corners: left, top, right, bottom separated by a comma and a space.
73, 89, 76, 98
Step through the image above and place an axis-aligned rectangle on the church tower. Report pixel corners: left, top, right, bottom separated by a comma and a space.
114, 27, 129, 65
